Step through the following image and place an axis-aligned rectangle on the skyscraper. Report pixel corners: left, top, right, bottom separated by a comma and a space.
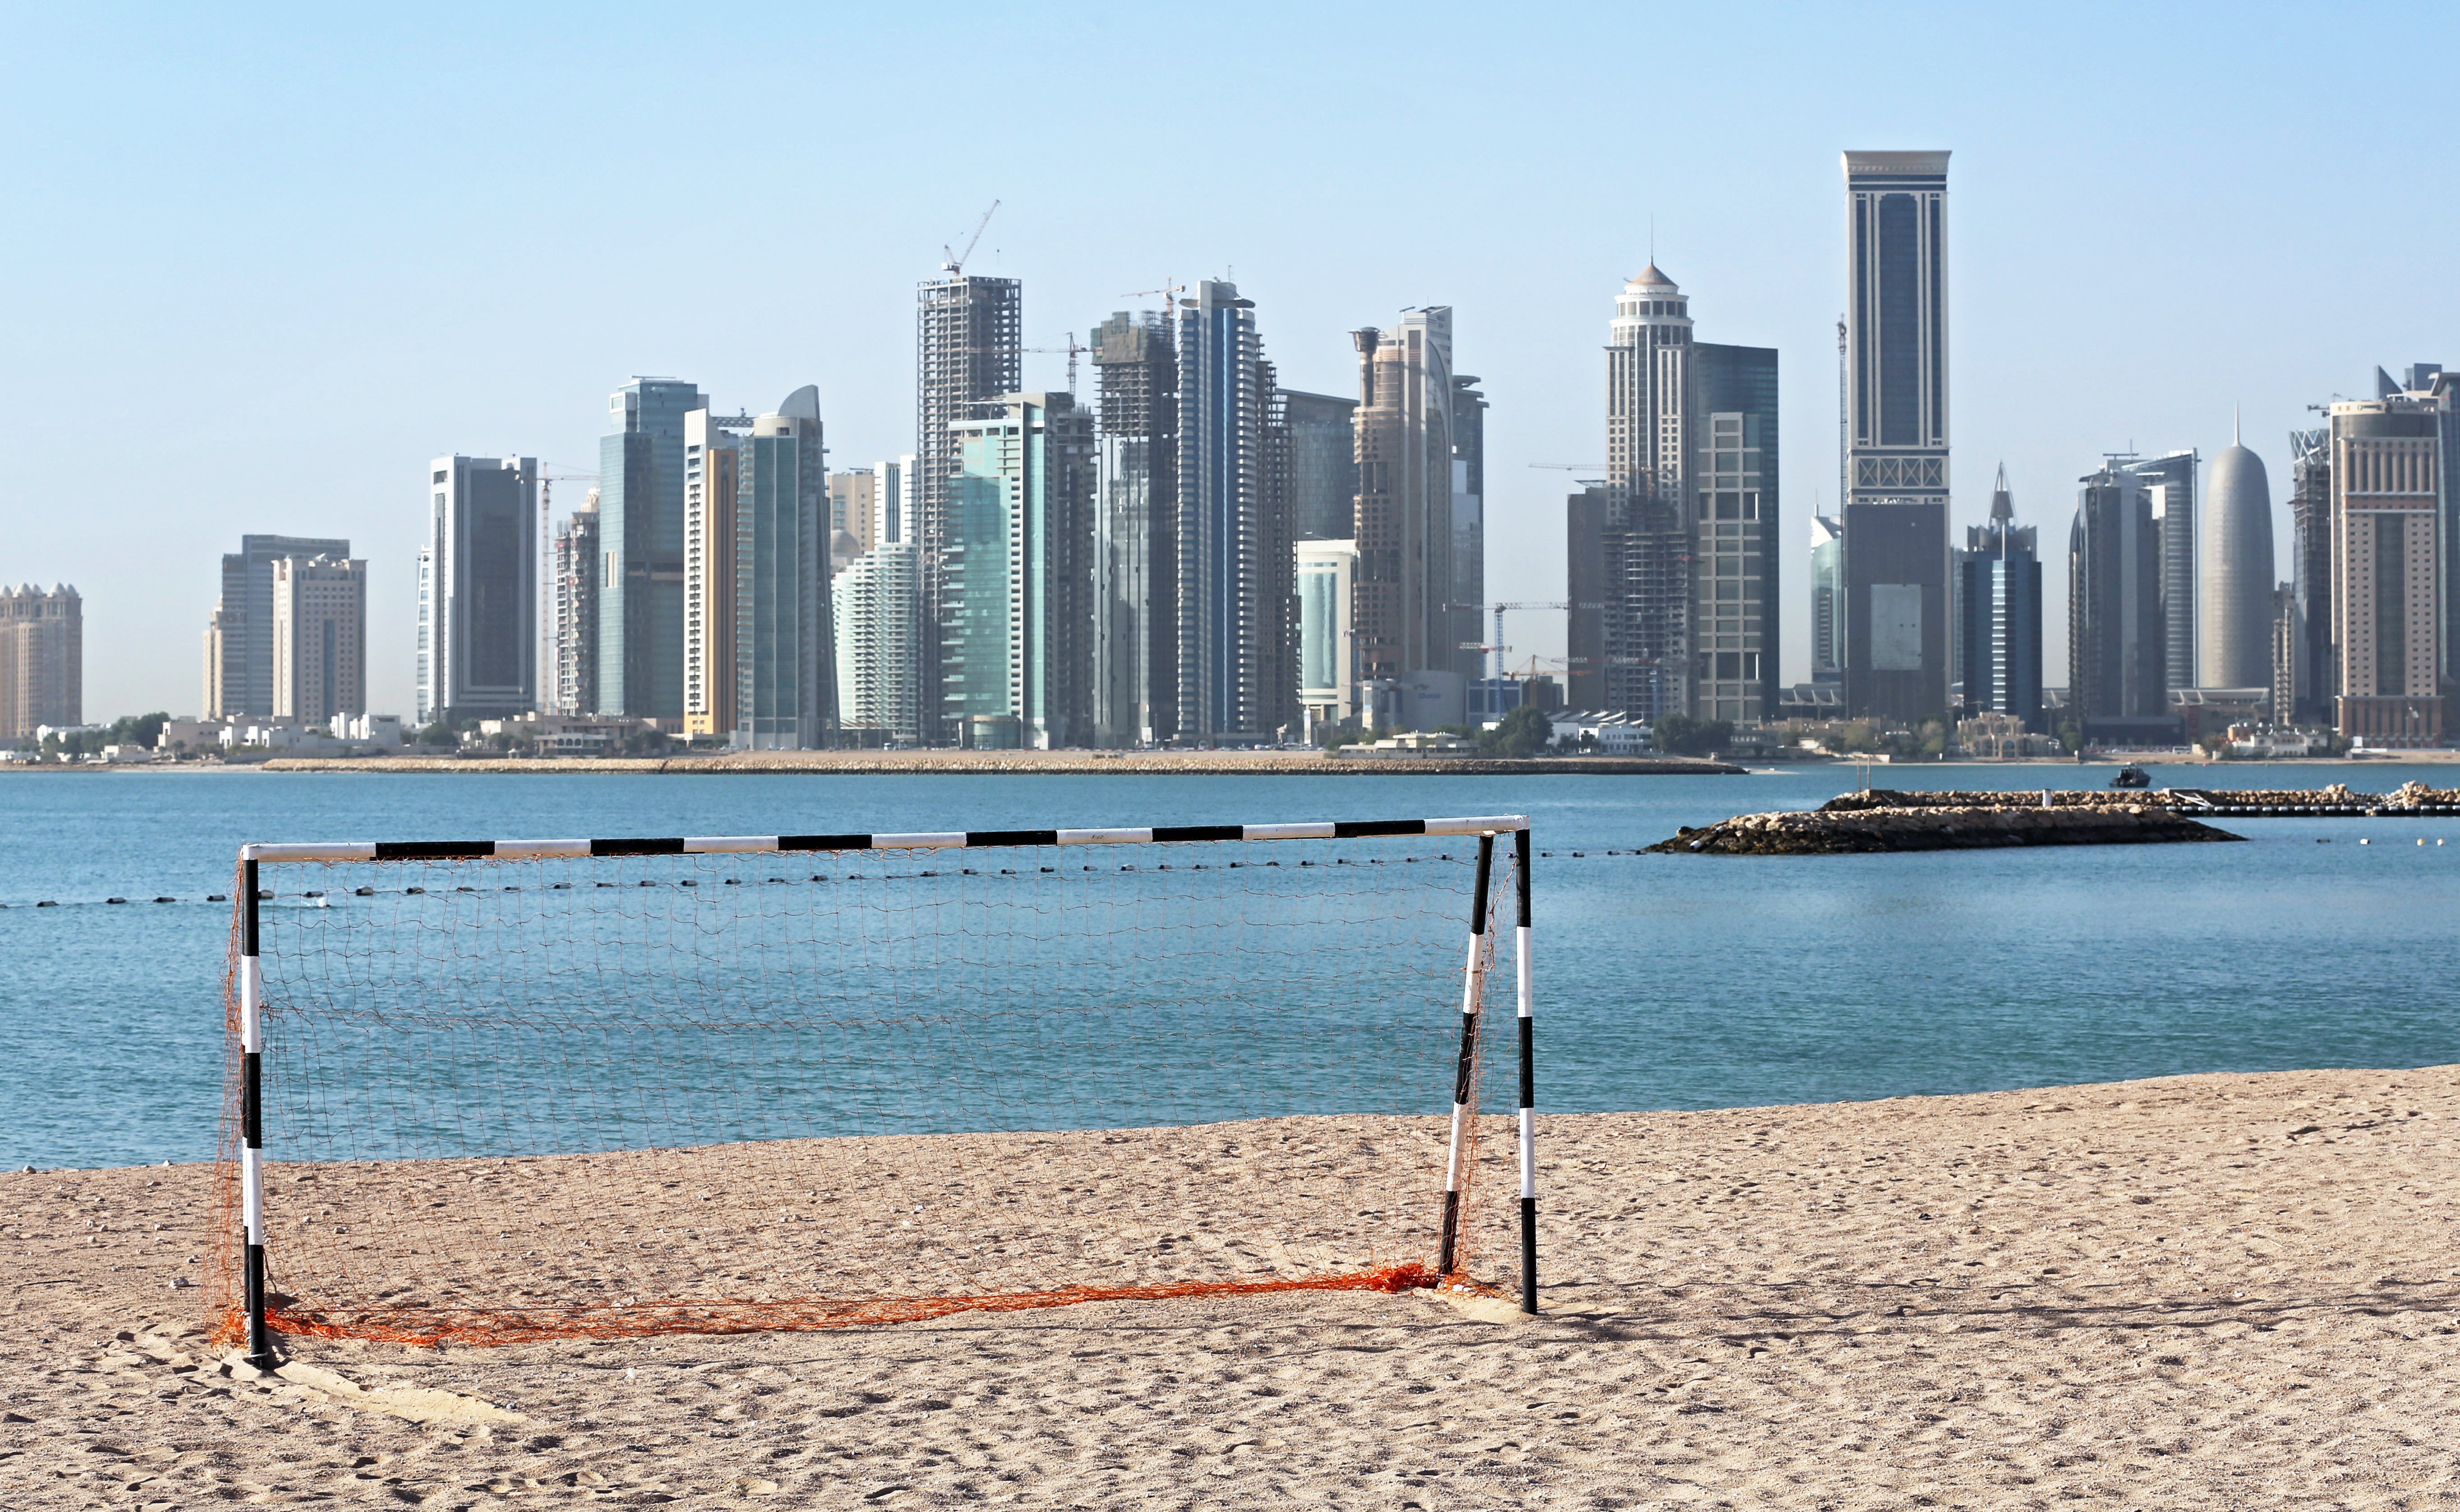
598, 378, 703, 721
2070, 459, 2166, 734
1353, 307, 1460, 699
1449, 373, 1488, 681
2329, 371, 2454, 744
1564, 481, 1612, 712
270, 554, 367, 725
733, 388, 835, 749
418, 456, 537, 725
917, 271, 1022, 743
1808, 514, 1842, 683
1284, 389, 1359, 541
2199, 423, 2275, 691
1602, 266, 1694, 718
0, 584, 80, 739
945, 393, 1097, 748
832, 540, 920, 743
2125, 449, 2198, 692
1177, 281, 1286, 741
1841, 150, 1951, 723
1089, 311, 1178, 745
1296, 538, 1358, 729
550, 493, 599, 717
207, 533, 351, 719
829, 469, 878, 559
1693, 342, 1779, 720
1960, 467, 2043, 730
2287, 427, 2333, 721
681, 406, 745, 739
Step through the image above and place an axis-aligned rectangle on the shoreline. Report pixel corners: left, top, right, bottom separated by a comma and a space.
26, 751, 1747, 777
9, 1062, 2455, 1505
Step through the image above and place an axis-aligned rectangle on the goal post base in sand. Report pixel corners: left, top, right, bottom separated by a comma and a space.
217, 814, 1538, 1352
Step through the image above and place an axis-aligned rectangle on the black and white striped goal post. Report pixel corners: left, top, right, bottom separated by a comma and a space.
227, 812, 1538, 1357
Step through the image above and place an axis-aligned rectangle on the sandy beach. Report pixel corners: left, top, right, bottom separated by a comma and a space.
6, 1064, 2457, 1508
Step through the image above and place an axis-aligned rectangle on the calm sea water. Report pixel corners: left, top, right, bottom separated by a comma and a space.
4, 763, 2457, 1169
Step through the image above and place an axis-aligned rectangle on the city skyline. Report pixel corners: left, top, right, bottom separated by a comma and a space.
6, 5, 2458, 719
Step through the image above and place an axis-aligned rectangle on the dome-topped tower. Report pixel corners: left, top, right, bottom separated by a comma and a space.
2198, 412, 2275, 690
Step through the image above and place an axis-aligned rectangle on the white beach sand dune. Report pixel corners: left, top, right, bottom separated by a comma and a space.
5, 1064, 2457, 1507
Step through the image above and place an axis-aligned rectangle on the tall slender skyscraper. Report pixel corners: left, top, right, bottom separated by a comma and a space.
1351, 308, 1459, 696
681, 407, 744, 738
1599, 266, 1694, 718
597, 378, 702, 721
733, 387, 835, 749
418, 456, 537, 725
1693, 342, 1779, 720
1090, 310, 1178, 745
1448, 372, 1488, 682
916, 271, 1021, 743
1960, 467, 2043, 730
2070, 459, 2165, 732
1841, 150, 1951, 723
550, 493, 599, 717
945, 393, 1097, 748
2200, 422, 2275, 690
1176, 281, 1284, 740
2124, 449, 2198, 691
1809, 513, 1843, 683
1284, 389, 1359, 541
2287, 427, 2333, 720
833, 541, 920, 743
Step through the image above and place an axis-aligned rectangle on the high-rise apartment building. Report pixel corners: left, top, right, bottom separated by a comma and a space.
1090, 311, 1178, 746
2287, 427, 2333, 721
0, 584, 80, 739
2272, 583, 2304, 728
1693, 342, 1778, 720
833, 540, 920, 743
418, 456, 537, 725
917, 272, 1022, 743
1564, 481, 1612, 712
1809, 514, 1842, 682
270, 554, 366, 725
944, 393, 1097, 748
1177, 282, 1289, 741
1285, 389, 1359, 541
682, 408, 745, 738
2200, 426, 2275, 691
1958, 468, 2042, 730
1601, 266, 1694, 718
550, 493, 599, 717
2125, 450, 2198, 692
830, 470, 878, 559
2329, 370, 2454, 744
2069, 459, 2166, 733
1352, 307, 1459, 694
206, 533, 350, 718
1841, 150, 1952, 723
598, 378, 703, 721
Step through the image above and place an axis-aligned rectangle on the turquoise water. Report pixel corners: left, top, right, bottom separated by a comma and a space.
5, 763, 2458, 1169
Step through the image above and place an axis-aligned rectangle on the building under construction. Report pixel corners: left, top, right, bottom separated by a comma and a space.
915, 270, 1021, 743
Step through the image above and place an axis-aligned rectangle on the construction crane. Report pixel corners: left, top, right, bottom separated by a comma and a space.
1123, 280, 1188, 308
942, 200, 1001, 275
1449, 601, 1602, 681
1528, 462, 1606, 472
1021, 334, 1087, 394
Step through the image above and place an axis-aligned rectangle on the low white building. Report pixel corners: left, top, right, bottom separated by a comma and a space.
330, 712, 403, 746
1545, 710, 1652, 754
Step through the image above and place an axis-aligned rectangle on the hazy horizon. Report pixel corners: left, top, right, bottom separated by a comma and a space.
6, 1, 2456, 721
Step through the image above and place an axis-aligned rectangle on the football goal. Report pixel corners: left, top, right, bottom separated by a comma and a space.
213, 814, 1537, 1362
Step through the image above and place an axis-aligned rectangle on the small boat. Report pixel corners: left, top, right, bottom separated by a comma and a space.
2111, 764, 2152, 789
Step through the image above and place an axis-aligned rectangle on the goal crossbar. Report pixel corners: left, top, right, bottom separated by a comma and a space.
220, 813, 1537, 1365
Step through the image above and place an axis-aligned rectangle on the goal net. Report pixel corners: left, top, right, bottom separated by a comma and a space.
211, 815, 1534, 1353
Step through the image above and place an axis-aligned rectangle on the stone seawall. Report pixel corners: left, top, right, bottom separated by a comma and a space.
1650, 802, 2245, 855
247, 751, 1744, 778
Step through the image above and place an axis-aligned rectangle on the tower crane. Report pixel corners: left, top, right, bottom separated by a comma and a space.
1449, 600, 1603, 682
1020, 334, 1087, 395
1123, 281, 1188, 308
942, 200, 1001, 275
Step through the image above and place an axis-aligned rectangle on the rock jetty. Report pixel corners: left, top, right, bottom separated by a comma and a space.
1650, 797, 2244, 855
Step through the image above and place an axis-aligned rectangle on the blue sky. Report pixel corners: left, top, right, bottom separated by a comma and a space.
5, 1, 2455, 719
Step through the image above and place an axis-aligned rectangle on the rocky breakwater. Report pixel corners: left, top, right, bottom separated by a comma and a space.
1649, 796, 2245, 855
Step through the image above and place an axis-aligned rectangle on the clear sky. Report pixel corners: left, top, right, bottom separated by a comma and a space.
6, 0, 2456, 721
